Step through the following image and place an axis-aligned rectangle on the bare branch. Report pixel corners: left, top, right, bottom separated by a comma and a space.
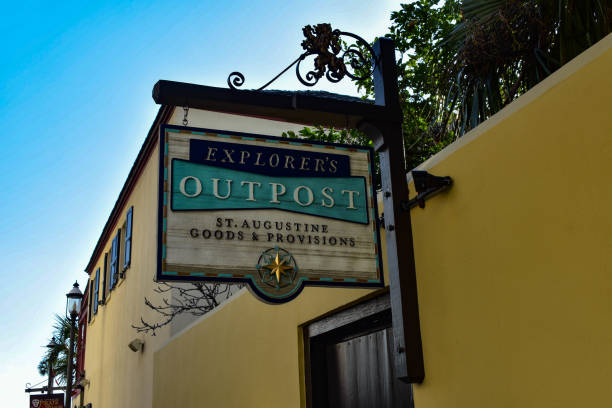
132, 281, 244, 335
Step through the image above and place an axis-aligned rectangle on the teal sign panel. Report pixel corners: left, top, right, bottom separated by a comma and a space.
171, 159, 369, 224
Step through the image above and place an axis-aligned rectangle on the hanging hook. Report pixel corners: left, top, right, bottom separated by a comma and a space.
182, 106, 189, 126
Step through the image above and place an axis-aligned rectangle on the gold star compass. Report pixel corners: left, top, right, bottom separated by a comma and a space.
263, 251, 294, 284
256, 247, 298, 290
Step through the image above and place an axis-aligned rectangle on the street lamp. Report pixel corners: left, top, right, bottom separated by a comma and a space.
65, 281, 82, 408
46, 337, 58, 395
66, 281, 83, 317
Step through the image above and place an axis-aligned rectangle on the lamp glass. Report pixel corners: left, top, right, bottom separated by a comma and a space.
67, 297, 80, 315
66, 281, 83, 317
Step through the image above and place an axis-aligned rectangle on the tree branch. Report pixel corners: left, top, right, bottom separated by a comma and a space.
132, 281, 243, 335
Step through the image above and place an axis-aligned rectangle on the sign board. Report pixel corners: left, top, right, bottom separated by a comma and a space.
29, 394, 63, 408
157, 125, 383, 302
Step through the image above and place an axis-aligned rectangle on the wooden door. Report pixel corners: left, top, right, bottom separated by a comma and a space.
305, 292, 413, 408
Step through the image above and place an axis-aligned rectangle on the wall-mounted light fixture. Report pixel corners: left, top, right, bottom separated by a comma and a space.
128, 338, 145, 352
404, 170, 453, 209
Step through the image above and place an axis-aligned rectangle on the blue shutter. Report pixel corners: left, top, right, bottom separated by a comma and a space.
102, 252, 108, 303
110, 235, 118, 290
88, 282, 93, 323
116, 228, 122, 278
93, 268, 100, 314
123, 207, 133, 270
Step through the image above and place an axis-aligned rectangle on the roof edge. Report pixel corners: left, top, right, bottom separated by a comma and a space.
84, 105, 174, 274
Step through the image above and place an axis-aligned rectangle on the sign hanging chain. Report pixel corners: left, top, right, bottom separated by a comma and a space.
183, 106, 189, 126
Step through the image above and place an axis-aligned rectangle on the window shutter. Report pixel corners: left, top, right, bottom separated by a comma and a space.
116, 228, 122, 279
102, 252, 108, 303
93, 268, 100, 314
110, 235, 118, 290
123, 207, 133, 270
88, 282, 92, 323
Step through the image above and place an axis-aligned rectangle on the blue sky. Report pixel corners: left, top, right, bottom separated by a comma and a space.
0, 0, 400, 404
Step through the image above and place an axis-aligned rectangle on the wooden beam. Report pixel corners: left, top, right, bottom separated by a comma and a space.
364, 37, 425, 383
152, 80, 393, 129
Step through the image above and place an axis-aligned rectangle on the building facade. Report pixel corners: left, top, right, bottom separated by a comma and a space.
76, 108, 328, 407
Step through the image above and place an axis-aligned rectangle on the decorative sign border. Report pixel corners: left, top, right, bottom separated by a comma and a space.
156, 124, 383, 303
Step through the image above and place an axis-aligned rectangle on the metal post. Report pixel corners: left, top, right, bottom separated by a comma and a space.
65, 313, 76, 408
47, 358, 53, 395
361, 37, 425, 383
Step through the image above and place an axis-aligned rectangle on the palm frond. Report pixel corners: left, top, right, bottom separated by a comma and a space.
37, 314, 77, 385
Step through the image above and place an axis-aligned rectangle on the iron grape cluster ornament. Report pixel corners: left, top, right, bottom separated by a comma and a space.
227, 23, 377, 90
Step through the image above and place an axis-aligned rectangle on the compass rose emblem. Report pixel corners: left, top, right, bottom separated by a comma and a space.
256, 247, 298, 290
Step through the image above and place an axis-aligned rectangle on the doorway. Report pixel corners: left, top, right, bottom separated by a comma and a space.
304, 291, 413, 408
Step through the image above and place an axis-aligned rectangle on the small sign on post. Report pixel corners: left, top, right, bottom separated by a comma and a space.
157, 125, 383, 303
29, 394, 63, 408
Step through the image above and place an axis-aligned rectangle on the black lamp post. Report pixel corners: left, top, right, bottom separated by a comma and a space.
65, 281, 82, 408
45, 337, 58, 394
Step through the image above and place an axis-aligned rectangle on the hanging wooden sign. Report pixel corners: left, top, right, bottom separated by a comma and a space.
29, 394, 63, 408
157, 124, 383, 303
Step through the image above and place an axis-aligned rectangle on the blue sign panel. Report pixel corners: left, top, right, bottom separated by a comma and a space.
190, 138, 351, 177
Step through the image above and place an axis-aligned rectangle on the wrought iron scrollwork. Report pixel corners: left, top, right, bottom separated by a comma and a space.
227, 72, 245, 89
227, 23, 377, 90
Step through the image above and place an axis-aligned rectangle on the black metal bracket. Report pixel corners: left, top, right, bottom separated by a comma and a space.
402, 170, 453, 210
377, 213, 395, 231
24, 385, 68, 393
228, 24, 377, 91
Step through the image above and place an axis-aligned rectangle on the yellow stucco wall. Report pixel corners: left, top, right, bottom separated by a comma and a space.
153, 34, 612, 408
153, 287, 383, 408
410, 33, 612, 407
82, 142, 171, 408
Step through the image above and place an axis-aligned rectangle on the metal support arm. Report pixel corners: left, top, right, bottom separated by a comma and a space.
403, 171, 453, 210
359, 37, 425, 384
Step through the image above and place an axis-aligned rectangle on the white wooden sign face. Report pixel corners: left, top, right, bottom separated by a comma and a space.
157, 125, 383, 303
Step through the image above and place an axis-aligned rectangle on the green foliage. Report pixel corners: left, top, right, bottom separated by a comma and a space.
360, 0, 462, 170
444, 0, 611, 139
38, 314, 77, 385
289, 0, 611, 172
282, 126, 381, 188
281, 125, 369, 145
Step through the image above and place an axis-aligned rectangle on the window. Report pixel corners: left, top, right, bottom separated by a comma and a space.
87, 282, 92, 323
93, 268, 100, 314
109, 229, 121, 290
119, 225, 125, 279
101, 252, 108, 304
123, 206, 133, 272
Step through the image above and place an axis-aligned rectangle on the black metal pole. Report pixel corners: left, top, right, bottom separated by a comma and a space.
47, 358, 53, 395
65, 313, 76, 408
360, 37, 424, 383
25, 386, 67, 393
